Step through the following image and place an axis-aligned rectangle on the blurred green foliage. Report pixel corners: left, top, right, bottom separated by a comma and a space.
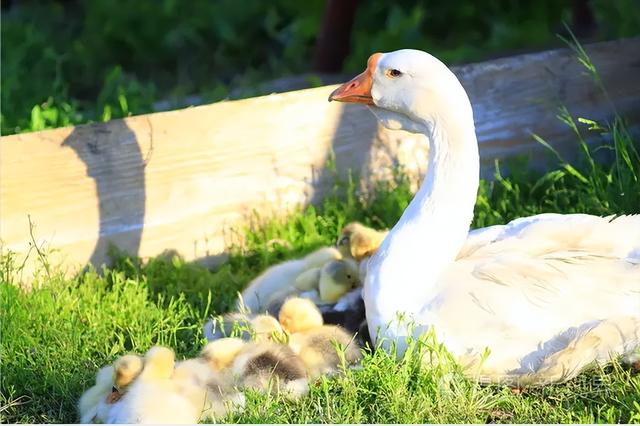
2, 0, 638, 135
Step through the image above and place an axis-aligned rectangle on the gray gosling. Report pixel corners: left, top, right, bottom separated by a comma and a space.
202, 337, 309, 400
278, 297, 362, 380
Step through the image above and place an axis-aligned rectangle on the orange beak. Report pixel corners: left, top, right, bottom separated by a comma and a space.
328, 53, 381, 105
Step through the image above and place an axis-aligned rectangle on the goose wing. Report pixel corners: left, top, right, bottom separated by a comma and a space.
438, 214, 640, 338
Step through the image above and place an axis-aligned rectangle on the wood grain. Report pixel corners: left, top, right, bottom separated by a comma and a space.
2, 38, 639, 279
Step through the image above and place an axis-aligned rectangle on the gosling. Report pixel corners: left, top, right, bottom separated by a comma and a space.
294, 258, 361, 305
202, 337, 309, 399
238, 246, 342, 312
278, 297, 362, 380
78, 353, 144, 423
80, 346, 243, 424
336, 222, 388, 262
203, 312, 284, 342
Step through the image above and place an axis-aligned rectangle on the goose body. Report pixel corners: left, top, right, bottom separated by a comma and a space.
329, 49, 640, 384
423, 213, 640, 382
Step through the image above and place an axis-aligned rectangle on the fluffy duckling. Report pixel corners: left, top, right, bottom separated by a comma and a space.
278, 297, 324, 334
337, 222, 388, 262
78, 353, 145, 423
171, 357, 246, 421
101, 346, 201, 424
112, 354, 144, 391
232, 341, 309, 398
279, 297, 362, 380
318, 258, 360, 303
294, 258, 361, 304
203, 312, 285, 342
81, 346, 243, 424
201, 337, 247, 371
137, 345, 175, 380
78, 347, 175, 423
202, 338, 309, 399
238, 246, 342, 312
78, 364, 116, 423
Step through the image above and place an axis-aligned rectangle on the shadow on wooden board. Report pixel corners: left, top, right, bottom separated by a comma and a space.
51, 102, 381, 274
309, 103, 379, 205
61, 121, 146, 268
3, 38, 639, 281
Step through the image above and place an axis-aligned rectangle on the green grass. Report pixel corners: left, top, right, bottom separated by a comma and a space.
2, 105, 639, 422
2, 31, 640, 424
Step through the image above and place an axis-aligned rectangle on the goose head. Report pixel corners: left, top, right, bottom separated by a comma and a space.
329, 49, 472, 136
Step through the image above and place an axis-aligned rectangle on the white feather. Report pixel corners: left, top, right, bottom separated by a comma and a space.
354, 49, 640, 384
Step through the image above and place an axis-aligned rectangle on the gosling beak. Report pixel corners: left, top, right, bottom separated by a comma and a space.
328, 52, 381, 105
337, 236, 350, 247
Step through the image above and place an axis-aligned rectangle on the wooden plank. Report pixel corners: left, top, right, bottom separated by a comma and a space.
2, 38, 639, 278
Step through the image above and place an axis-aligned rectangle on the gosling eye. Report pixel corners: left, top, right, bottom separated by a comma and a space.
346, 274, 352, 279
386, 68, 403, 78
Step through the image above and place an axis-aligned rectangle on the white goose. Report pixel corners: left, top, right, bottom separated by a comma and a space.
329, 50, 640, 385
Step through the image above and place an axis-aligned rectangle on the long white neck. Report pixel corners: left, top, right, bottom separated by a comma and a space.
364, 99, 480, 344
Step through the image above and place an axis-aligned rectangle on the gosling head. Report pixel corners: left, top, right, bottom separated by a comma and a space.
201, 337, 247, 371
337, 222, 387, 261
278, 297, 324, 334
319, 259, 360, 303
251, 314, 285, 342
138, 346, 175, 380
113, 354, 144, 390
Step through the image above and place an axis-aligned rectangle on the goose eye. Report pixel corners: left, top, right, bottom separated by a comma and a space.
387, 68, 402, 78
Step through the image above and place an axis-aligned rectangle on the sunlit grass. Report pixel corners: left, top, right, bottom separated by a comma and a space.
2, 103, 638, 422
2, 34, 639, 424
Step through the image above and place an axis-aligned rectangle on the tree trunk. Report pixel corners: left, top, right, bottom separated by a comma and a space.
312, 0, 359, 73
